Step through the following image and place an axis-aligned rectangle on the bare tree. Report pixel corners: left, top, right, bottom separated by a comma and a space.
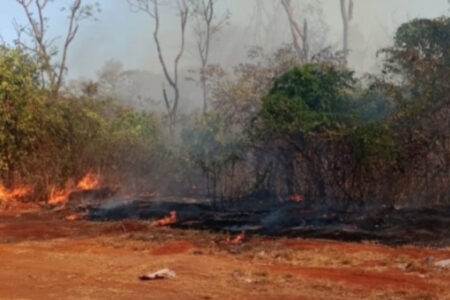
281, 0, 308, 64
191, 0, 228, 114
339, 0, 353, 65
15, 0, 98, 97
128, 0, 189, 128
97, 60, 125, 94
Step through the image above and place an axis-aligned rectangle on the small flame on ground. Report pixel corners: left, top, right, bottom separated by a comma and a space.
0, 184, 31, 203
77, 171, 100, 191
66, 212, 88, 221
150, 211, 178, 228
289, 194, 304, 203
48, 187, 73, 206
225, 231, 246, 246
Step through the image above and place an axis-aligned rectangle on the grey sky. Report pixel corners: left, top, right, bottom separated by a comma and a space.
0, 0, 448, 79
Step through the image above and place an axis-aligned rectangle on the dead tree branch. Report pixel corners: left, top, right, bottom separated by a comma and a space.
192, 0, 228, 114
281, 0, 308, 64
128, 0, 190, 128
15, 0, 96, 97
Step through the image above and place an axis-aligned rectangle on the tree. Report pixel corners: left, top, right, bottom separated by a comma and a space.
181, 113, 242, 200
339, 0, 353, 65
0, 47, 41, 186
14, 0, 99, 97
191, 0, 228, 114
97, 60, 125, 94
260, 64, 355, 136
205, 47, 302, 198
127, 0, 190, 129
381, 17, 450, 101
212, 46, 298, 129
256, 64, 356, 198
281, 0, 309, 64
95, 62, 161, 109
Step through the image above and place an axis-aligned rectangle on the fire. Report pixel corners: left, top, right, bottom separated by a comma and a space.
48, 171, 101, 206
76, 171, 100, 191
289, 194, 304, 203
0, 171, 102, 207
0, 184, 31, 203
225, 231, 246, 246
66, 212, 88, 221
48, 187, 73, 206
150, 211, 178, 228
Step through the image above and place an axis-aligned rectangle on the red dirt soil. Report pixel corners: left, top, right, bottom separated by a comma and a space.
0, 209, 449, 300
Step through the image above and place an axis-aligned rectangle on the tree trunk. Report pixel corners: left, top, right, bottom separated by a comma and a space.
340, 0, 353, 65
281, 0, 308, 64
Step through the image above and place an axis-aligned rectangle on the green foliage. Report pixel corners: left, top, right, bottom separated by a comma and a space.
381, 17, 450, 100
0, 46, 164, 198
0, 47, 42, 185
349, 123, 401, 167
260, 64, 356, 136
30, 97, 108, 187
354, 77, 402, 123
107, 108, 164, 175
259, 63, 405, 172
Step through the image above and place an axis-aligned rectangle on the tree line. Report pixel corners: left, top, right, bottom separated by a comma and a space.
0, 1, 448, 206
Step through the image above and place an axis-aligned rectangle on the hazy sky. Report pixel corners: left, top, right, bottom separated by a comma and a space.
0, 0, 448, 80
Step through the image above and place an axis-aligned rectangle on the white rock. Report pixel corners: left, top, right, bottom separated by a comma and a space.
434, 259, 450, 269
140, 268, 177, 281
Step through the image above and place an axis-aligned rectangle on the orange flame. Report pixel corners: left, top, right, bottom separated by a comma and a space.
225, 231, 246, 246
76, 171, 100, 191
48, 187, 73, 206
66, 212, 88, 221
0, 184, 31, 203
289, 194, 304, 203
150, 211, 178, 228
47, 171, 101, 206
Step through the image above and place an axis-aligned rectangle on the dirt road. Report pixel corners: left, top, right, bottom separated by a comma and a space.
0, 210, 449, 300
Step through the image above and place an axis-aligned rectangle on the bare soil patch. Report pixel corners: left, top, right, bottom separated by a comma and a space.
0, 209, 449, 300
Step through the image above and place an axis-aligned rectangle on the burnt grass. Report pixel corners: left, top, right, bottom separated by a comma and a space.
88, 196, 450, 247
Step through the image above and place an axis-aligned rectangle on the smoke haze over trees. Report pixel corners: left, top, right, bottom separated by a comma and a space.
1, 0, 447, 111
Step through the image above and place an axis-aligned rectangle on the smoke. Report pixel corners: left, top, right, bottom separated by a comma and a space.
2, 0, 447, 112
86, 1, 446, 112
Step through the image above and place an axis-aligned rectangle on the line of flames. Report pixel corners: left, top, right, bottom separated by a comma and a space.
150, 211, 178, 228
0, 185, 32, 203
0, 171, 101, 207
49, 170, 101, 206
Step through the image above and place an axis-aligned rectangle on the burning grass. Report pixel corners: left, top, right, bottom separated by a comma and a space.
65, 212, 88, 221
76, 171, 101, 191
48, 186, 73, 206
0, 171, 105, 209
225, 231, 246, 246
0, 185, 31, 203
149, 211, 178, 228
48, 171, 103, 207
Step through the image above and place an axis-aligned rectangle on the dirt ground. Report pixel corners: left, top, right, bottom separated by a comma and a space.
0, 208, 449, 300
